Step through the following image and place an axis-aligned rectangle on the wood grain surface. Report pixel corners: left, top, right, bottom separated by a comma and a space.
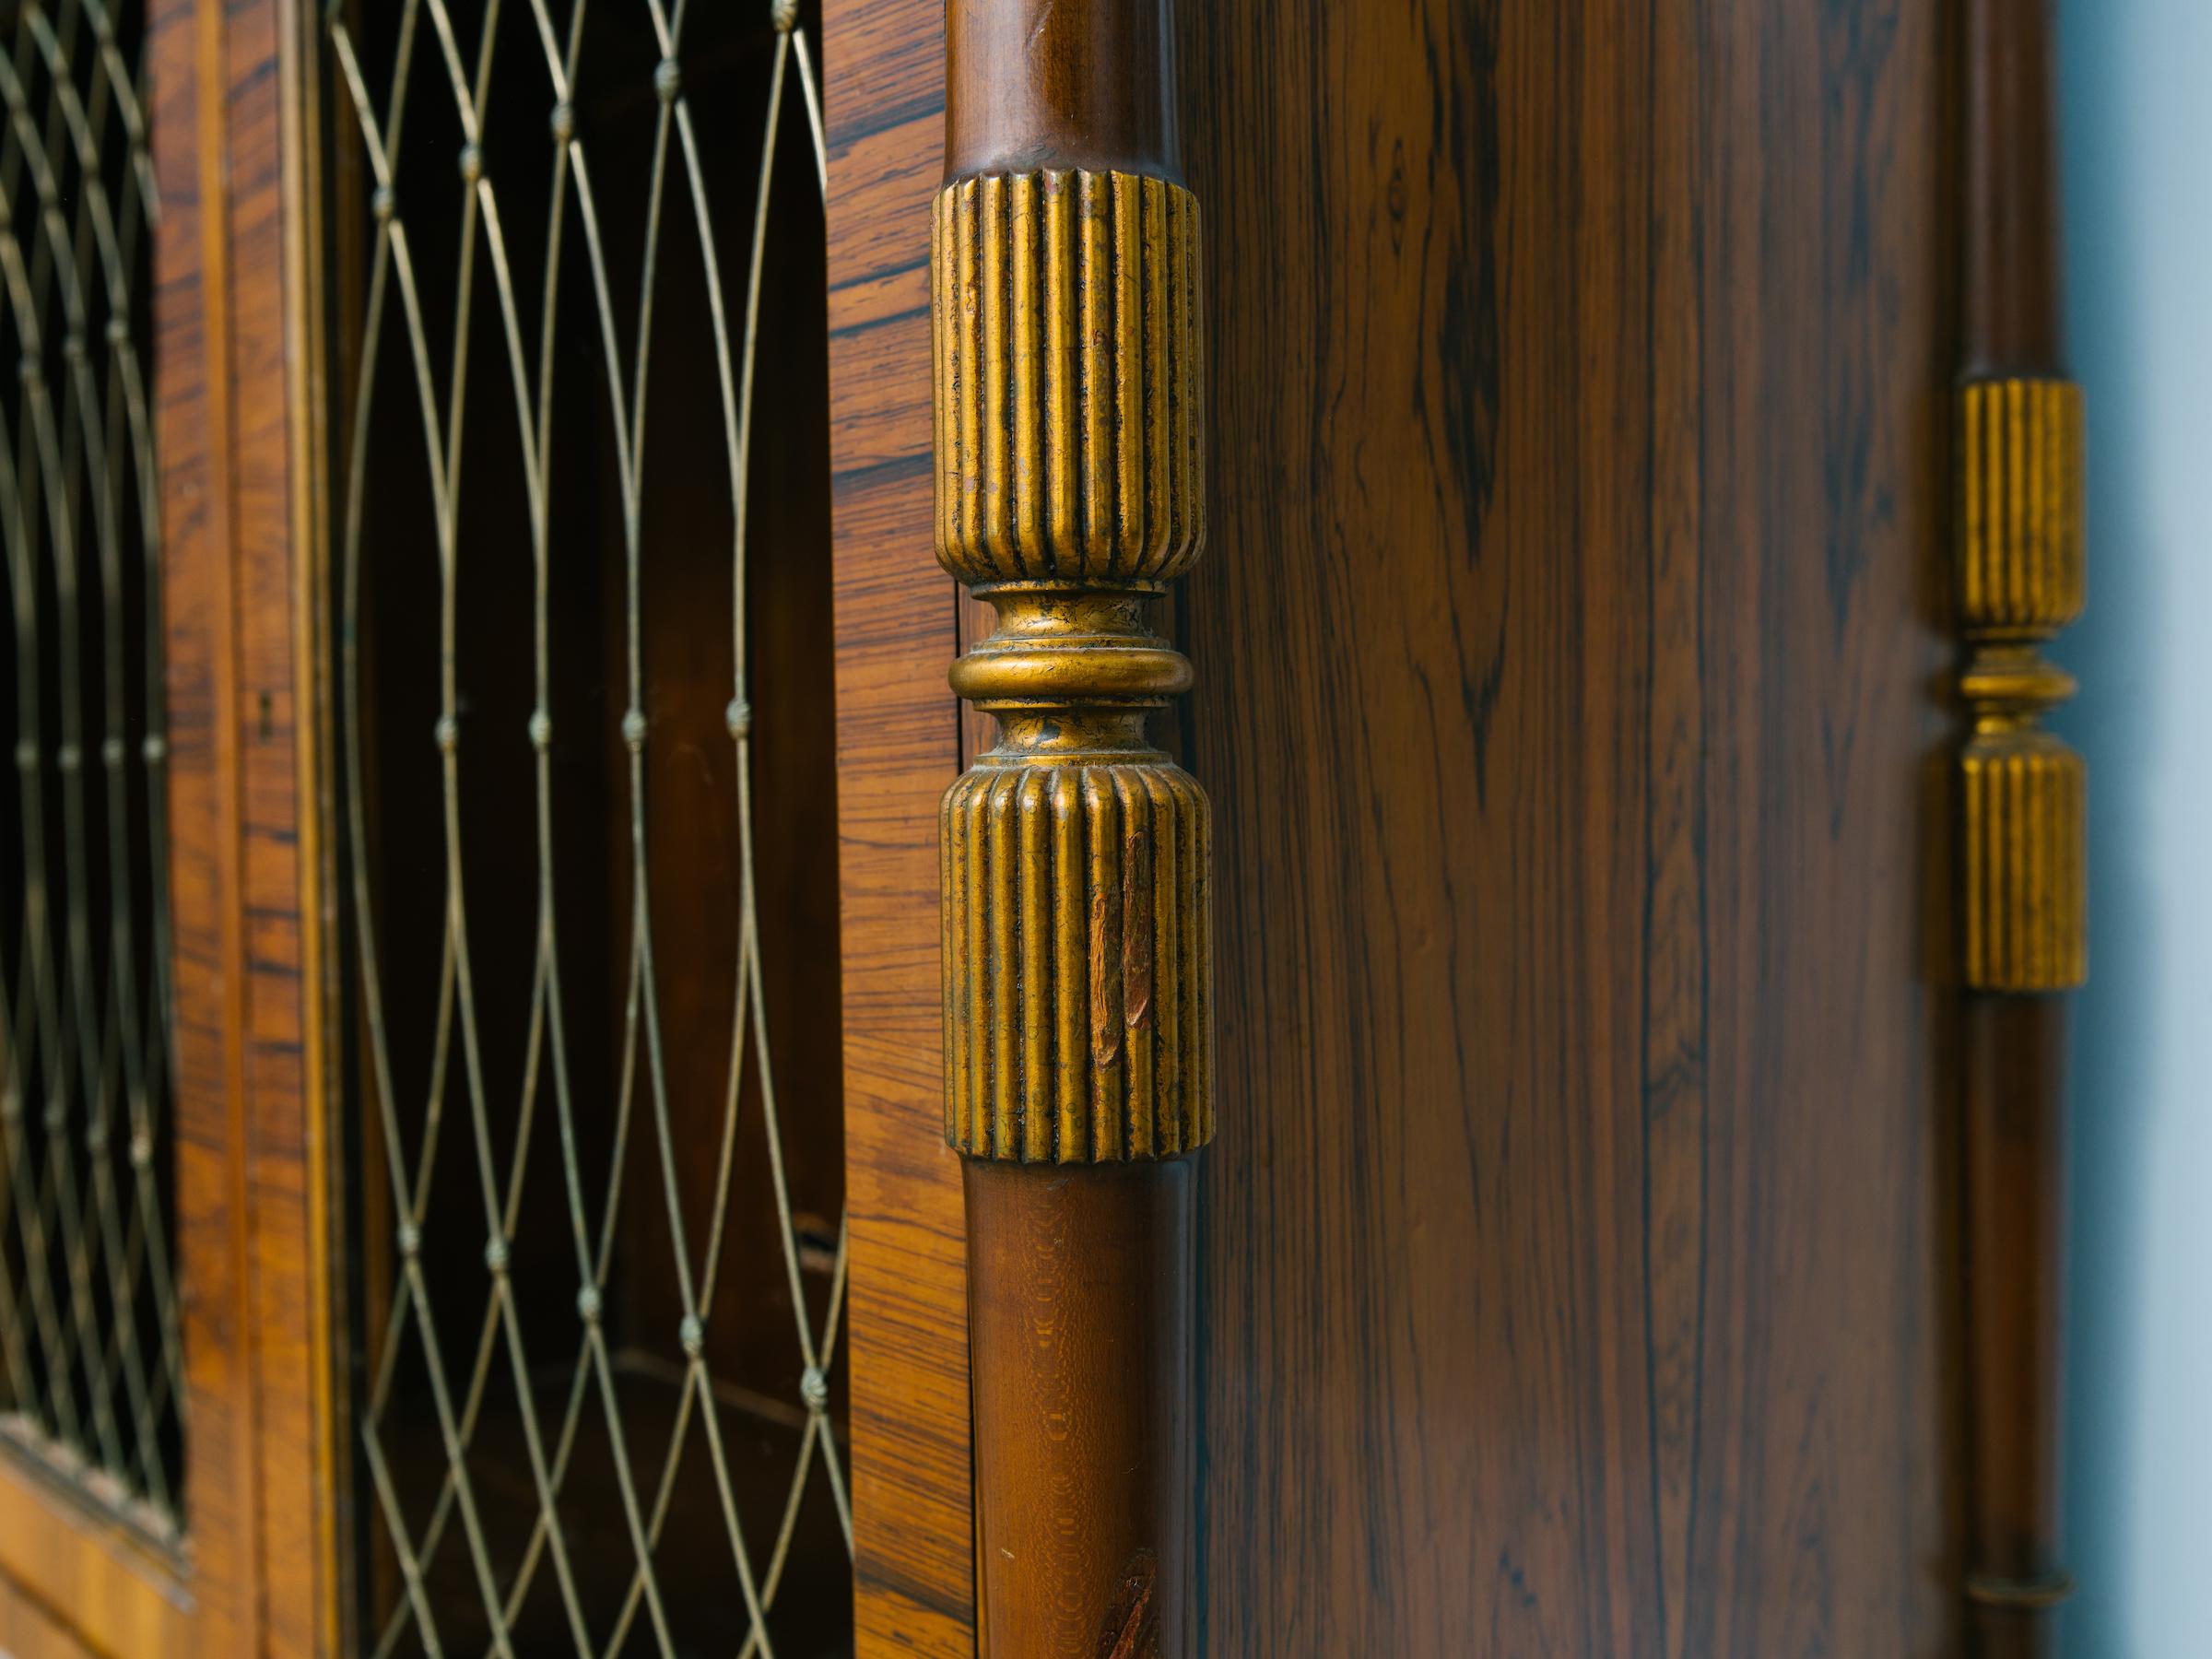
0, 1456, 188, 1656
965, 1159, 1194, 1659
140, 0, 342, 1651
943, 0, 1179, 179
0, 1561, 107, 1659
1962, 0, 2065, 378
823, 2, 976, 1653
1174, 2, 1962, 1653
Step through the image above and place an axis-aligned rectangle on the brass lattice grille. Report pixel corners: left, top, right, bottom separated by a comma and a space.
0, 0, 184, 1537
324, 1, 848, 1653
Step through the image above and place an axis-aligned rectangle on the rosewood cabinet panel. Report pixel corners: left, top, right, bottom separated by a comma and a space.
1180, 2, 1961, 1649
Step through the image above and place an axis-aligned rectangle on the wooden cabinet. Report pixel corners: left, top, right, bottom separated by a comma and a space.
0, 1, 2083, 1654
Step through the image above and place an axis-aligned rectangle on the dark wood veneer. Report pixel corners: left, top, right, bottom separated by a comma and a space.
1961, 994, 2071, 1659
943, 0, 1180, 181
1961, 0, 2065, 379
1177, 0, 1962, 1653
140, 0, 346, 1652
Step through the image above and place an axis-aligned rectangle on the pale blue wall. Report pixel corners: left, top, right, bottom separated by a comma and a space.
2056, 3, 2212, 1652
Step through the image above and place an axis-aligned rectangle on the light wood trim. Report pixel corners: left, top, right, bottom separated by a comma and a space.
142, 0, 257, 1649
144, 0, 344, 1652
823, 1, 977, 1653
0, 1583, 97, 1658
0, 1457, 189, 1657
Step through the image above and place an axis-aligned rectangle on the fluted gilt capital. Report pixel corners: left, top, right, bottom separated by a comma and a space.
934, 163, 1214, 1161
1956, 377, 2087, 991
933, 168, 1204, 587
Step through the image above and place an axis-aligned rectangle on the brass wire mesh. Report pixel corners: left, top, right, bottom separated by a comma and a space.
324, 0, 848, 1653
0, 0, 185, 1538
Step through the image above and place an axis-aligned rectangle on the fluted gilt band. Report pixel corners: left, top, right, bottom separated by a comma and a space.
933, 168, 1204, 585
1957, 378, 2087, 991
935, 167, 1214, 1161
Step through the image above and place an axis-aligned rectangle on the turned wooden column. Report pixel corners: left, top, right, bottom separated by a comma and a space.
933, 3, 1208, 1653
1957, 4, 2083, 1654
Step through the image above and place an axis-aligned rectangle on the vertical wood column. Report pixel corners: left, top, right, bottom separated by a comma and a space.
1958, 3, 2083, 1654
934, 3, 1208, 1653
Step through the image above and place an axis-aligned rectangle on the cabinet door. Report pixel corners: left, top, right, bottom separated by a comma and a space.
301, 1, 856, 1652
5, 1, 863, 1653
0, 0, 336, 1650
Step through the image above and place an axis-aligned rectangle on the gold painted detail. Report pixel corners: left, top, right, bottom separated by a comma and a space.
943, 745, 1213, 1162
933, 169, 1204, 584
1962, 729, 2086, 992
1957, 379, 2087, 991
934, 170, 1213, 1161
1959, 379, 2084, 636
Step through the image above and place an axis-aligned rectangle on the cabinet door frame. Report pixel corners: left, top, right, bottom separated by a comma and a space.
12, 0, 970, 1652
822, 2, 974, 1653
0, 0, 342, 1653
0, 0, 341, 1653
